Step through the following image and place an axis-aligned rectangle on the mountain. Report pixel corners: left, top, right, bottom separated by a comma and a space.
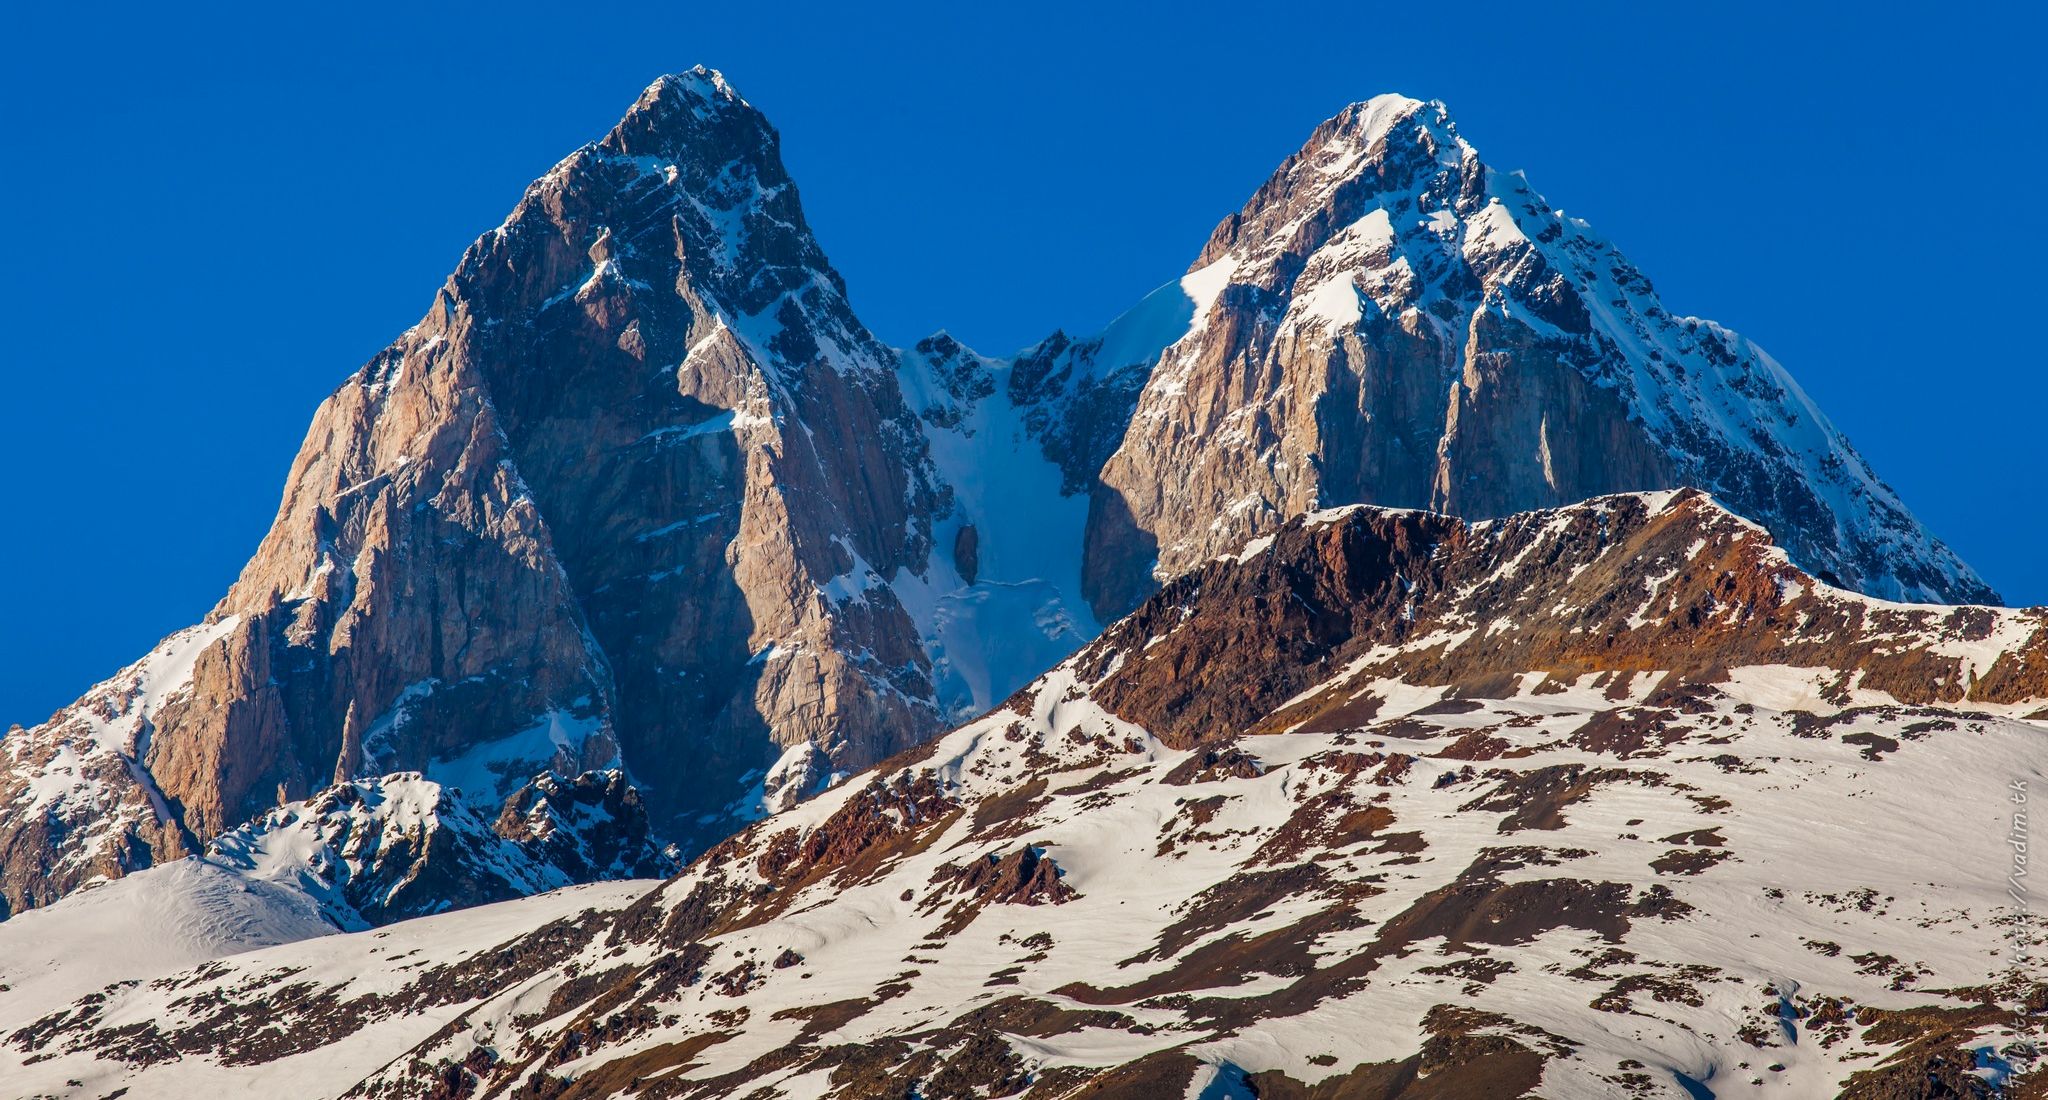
5, 491, 2040, 1098
0, 72, 1995, 927
1059, 94, 1996, 618
1, 68, 957, 919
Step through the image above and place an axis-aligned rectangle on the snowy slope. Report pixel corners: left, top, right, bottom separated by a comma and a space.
0, 879, 657, 1099
0, 858, 337, 1036
7, 492, 2040, 1099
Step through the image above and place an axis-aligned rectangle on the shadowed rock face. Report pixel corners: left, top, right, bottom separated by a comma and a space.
1076, 95, 1995, 619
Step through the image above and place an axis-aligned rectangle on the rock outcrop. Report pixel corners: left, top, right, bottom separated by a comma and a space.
205, 769, 673, 929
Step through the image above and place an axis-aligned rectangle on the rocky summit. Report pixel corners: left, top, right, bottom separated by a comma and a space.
0, 68, 2034, 1096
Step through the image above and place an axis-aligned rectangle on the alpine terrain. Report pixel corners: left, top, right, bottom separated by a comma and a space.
3, 491, 2042, 1096
0, 67, 2038, 1099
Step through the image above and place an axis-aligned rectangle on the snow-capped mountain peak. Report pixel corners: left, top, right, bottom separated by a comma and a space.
1082, 92, 1995, 617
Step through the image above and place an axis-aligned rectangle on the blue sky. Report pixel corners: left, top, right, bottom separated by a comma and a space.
2, 1, 2041, 726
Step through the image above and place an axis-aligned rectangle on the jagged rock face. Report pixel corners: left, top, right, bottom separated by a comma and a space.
1080, 95, 1996, 618
492, 769, 675, 888
7, 493, 2039, 1098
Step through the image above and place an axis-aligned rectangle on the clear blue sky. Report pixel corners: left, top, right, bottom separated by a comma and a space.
2, 2, 2041, 726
